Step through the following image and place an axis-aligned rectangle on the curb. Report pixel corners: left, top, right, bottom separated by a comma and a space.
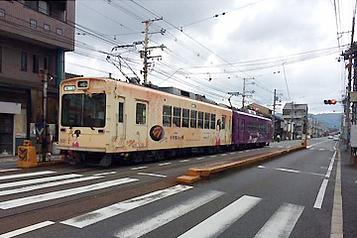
176, 146, 306, 184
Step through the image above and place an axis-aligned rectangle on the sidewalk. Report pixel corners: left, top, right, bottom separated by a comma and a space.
339, 147, 357, 238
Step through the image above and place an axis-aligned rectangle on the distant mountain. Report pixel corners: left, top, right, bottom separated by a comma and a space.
310, 113, 342, 129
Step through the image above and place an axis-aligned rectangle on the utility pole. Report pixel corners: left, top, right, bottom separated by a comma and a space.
241, 77, 255, 109
141, 17, 166, 85
272, 89, 281, 140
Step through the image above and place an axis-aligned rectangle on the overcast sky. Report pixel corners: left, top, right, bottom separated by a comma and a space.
66, 0, 354, 114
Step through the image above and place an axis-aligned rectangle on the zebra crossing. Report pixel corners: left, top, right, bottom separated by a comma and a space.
0, 169, 306, 237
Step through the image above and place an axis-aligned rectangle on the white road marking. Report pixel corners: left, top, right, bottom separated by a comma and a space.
130, 166, 148, 171
61, 185, 192, 228
330, 150, 343, 238
319, 148, 325, 151
0, 221, 55, 238
254, 203, 304, 238
94, 171, 117, 176
275, 168, 300, 174
220, 154, 227, 157
0, 168, 21, 173
0, 176, 101, 196
115, 190, 224, 238
209, 155, 216, 158
0, 178, 138, 209
178, 195, 261, 238
309, 148, 315, 150
313, 178, 329, 209
0, 174, 82, 190
238, 151, 244, 154
196, 157, 205, 160
257, 165, 266, 169
229, 152, 236, 155
179, 159, 190, 163
137, 172, 167, 178
158, 162, 171, 166
277, 146, 284, 148
0, 171, 56, 181
307, 140, 329, 148
325, 151, 336, 179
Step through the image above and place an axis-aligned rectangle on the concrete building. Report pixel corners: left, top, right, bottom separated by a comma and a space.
282, 103, 308, 140
247, 102, 272, 117
0, 0, 75, 156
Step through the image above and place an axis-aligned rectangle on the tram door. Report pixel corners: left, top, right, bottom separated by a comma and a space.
134, 100, 148, 149
220, 115, 227, 144
117, 97, 126, 145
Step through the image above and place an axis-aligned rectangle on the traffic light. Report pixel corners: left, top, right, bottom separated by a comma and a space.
324, 99, 337, 105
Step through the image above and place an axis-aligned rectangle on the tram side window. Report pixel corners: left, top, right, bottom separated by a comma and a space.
136, 103, 146, 125
173, 107, 181, 127
182, 109, 189, 127
118, 102, 124, 123
204, 112, 210, 129
198, 111, 204, 129
221, 116, 226, 130
210, 114, 216, 129
163, 105, 172, 127
190, 110, 197, 128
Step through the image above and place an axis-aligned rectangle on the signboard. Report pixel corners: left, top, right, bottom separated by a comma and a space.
351, 125, 357, 147
351, 91, 357, 103
77, 80, 89, 89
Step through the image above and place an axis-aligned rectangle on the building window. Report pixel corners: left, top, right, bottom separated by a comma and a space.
0, 9, 5, 17
32, 55, 39, 73
210, 114, 216, 129
221, 116, 226, 130
198, 111, 204, 129
30, 19, 37, 29
21, 52, 27, 71
136, 102, 146, 125
43, 57, 48, 70
190, 110, 197, 128
173, 107, 181, 127
118, 102, 124, 123
182, 109, 189, 128
38, 1, 49, 15
43, 24, 50, 31
162, 105, 172, 127
56, 28, 63, 35
25, 1, 38, 11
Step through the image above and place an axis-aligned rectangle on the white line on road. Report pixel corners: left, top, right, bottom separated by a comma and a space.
137, 172, 167, 178
330, 150, 343, 238
313, 179, 329, 209
257, 165, 266, 169
178, 195, 261, 238
158, 162, 172, 166
179, 159, 190, 163
0, 168, 21, 173
275, 168, 300, 174
238, 151, 244, 154
209, 155, 216, 158
0, 221, 55, 238
306, 140, 329, 149
61, 185, 193, 228
229, 152, 236, 155
254, 203, 304, 238
0, 176, 102, 196
130, 166, 148, 171
196, 157, 205, 160
0, 171, 56, 181
0, 174, 82, 190
93, 171, 117, 176
220, 154, 227, 157
319, 148, 326, 151
325, 151, 336, 178
0, 178, 138, 209
115, 190, 224, 238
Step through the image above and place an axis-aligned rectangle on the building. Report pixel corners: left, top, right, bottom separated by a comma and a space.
282, 103, 308, 140
247, 102, 272, 117
0, 0, 75, 156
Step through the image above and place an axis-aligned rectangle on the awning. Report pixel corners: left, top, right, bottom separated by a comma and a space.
0, 101, 21, 114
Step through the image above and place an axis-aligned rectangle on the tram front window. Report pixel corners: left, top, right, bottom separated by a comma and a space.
61, 93, 106, 128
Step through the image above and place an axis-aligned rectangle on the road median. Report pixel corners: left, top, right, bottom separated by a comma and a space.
177, 145, 306, 184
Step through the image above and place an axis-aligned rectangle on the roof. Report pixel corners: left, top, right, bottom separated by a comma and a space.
283, 103, 308, 111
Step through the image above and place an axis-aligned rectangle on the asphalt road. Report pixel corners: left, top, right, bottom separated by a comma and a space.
0, 138, 350, 238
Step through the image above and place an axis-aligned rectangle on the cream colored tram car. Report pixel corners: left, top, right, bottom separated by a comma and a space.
58, 77, 232, 163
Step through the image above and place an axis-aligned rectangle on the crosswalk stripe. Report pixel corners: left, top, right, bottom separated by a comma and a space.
0, 178, 138, 209
0, 221, 54, 238
130, 166, 147, 171
137, 172, 167, 178
0, 169, 21, 173
0, 171, 56, 181
254, 203, 304, 238
158, 162, 171, 166
93, 171, 117, 176
0, 174, 82, 190
115, 190, 224, 238
0, 176, 102, 196
61, 184, 193, 228
178, 195, 261, 238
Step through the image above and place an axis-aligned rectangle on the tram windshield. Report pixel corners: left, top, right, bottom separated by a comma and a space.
61, 93, 106, 128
